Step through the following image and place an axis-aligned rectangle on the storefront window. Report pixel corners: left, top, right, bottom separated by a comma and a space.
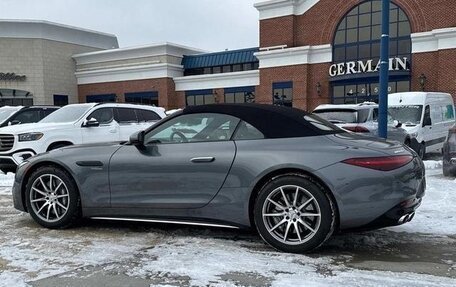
331, 0, 412, 104
86, 94, 116, 103
273, 82, 293, 107
125, 91, 158, 106
53, 95, 68, 106
224, 87, 255, 104
186, 90, 215, 106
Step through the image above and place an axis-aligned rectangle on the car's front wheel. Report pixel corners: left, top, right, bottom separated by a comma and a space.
25, 166, 81, 229
254, 175, 335, 253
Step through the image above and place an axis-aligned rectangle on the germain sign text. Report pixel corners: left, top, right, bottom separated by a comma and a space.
329, 57, 409, 77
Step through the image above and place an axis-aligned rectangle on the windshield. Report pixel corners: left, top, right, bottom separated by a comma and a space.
40, 105, 92, 123
388, 105, 423, 125
313, 109, 370, 124
0, 106, 23, 123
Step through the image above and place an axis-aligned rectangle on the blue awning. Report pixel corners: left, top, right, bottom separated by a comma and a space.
183, 47, 259, 69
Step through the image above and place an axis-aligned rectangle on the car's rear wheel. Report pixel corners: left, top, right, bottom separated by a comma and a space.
254, 175, 335, 253
25, 166, 81, 229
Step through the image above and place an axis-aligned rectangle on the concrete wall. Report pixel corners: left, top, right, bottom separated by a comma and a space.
0, 38, 101, 105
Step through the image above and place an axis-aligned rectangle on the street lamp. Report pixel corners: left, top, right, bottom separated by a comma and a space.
418, 73, 427, 91
316, 82, 322, 97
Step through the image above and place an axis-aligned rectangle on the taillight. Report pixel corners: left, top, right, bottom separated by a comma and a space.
342, 126, 370, 133
342, 155, 413, 171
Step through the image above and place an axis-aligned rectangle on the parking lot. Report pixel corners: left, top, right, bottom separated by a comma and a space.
0, 160, 455, 287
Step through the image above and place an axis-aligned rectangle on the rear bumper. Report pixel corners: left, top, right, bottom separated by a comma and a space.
315, 155, 425, 230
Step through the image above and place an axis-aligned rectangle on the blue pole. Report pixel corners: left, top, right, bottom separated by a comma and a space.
378, 0, 390, 139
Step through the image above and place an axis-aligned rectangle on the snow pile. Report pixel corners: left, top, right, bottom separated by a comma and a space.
423, 160, 442, 170
126, 237, 456, 287
0, 172, 14, 195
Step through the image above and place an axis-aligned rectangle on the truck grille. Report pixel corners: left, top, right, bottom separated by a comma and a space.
0, 134, 14, 152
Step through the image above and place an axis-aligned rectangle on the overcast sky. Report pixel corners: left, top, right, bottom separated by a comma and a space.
0, 0, 259, 52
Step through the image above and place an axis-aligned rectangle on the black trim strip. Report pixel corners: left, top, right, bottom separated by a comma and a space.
76, 161, 103, 167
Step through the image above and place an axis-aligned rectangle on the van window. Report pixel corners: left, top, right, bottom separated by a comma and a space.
445, 105, 455, 120
423, 105, 432, 125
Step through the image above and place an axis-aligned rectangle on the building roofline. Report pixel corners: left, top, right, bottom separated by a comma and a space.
0, 19, 117, 38
72, 42, 208, 59
0, 19, 119, 49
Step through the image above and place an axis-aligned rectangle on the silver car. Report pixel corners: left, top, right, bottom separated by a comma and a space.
12, 104, 425, 253
313, 103, 411, 145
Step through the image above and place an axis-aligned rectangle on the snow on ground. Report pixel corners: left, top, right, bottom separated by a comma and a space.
391, 160, 456, 235
0, 160, 455, 286
0, 172, 14, 195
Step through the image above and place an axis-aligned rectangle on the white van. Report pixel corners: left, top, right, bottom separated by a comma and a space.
388, 92, 456, 157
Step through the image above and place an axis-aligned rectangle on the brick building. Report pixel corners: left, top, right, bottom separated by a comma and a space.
74, 0, 456, 111
4, 1, 456, 111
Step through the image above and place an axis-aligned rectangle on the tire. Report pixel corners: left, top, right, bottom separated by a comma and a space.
254, 175, 335, 253
443, 164, 451, 177
418, 143, 426, 159
25, 166, 81, 229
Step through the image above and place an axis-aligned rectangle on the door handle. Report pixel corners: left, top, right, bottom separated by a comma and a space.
191, 157, 215, 163
109, 129, 117, 133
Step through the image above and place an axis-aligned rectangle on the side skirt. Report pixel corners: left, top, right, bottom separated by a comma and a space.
90, 217, 240, 229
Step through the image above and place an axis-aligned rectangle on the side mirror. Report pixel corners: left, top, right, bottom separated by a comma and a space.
423, 117, 432, 127
83, 118, 100, 128
393, 120, 402, 128
129, 130, 145, 146
9, 120, 21, 126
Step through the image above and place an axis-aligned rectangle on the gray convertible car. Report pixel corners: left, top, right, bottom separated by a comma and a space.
12, 104, 425, 253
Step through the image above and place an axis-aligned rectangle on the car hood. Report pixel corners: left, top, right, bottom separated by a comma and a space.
58, 141, 124, 151
326, 132, 411, 156
0, 122, 75, 134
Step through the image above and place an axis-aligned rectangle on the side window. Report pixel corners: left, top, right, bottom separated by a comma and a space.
10, 109, 41, 124
87, 108, 114, 125
446, 105, 455, 120
115, 108, 138, 124
137, 109, 161, 122
145, 113, 240, 144
233, 121, 264, 140
424, 105, 432, 125
372, 108, 379, 121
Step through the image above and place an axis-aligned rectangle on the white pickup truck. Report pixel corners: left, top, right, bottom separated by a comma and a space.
0, 103, 166, 172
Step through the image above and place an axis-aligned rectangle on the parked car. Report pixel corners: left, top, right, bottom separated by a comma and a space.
313, 103, 410, 145
0, 106, 59, 127
443, 124, 456, 176
12, 104, 425, 253
388, 92, 456, 158
0, 103, 165, 173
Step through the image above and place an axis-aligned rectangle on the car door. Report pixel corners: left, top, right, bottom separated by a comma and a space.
81, 107, 120, 143
109, 112, 239, 209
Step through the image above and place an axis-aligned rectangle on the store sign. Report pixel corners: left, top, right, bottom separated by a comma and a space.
329, 57, 409, 77
0, 73, 26, 81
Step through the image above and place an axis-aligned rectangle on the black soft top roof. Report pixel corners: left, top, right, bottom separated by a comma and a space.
182, 104, 335, 138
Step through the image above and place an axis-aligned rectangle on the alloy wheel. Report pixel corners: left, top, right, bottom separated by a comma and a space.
262, 185, 321, 245
29, 174, 70, 223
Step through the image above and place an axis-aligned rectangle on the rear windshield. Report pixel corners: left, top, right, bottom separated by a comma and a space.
313, 109, 370, 124
304, 114, 344, 133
